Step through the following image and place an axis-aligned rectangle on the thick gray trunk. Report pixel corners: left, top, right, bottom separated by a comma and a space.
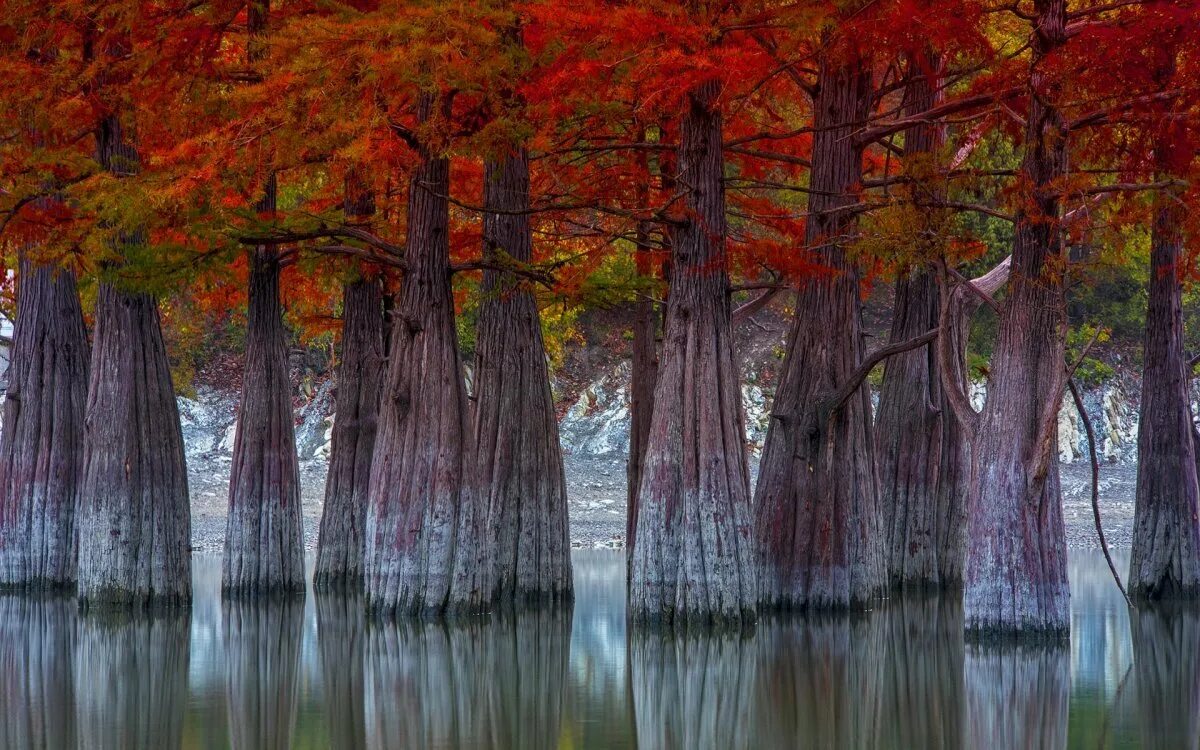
222, 247, 305, 596
315, 279, 384, 591
223, 599, 303, 749
77, 114, 190, 610
628, 80, 756, 627
963, 0, 1070, 638
0, 257, 89, 591
474, 149, 572, 606
74, 612, 190, 750
364, 94, 489, 616
755, 55, 882, 610
77, 282, 193, 610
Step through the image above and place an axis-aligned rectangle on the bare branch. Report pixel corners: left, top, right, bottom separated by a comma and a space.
1068, 376, 1131, 607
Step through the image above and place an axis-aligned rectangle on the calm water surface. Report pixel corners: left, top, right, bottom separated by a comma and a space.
0, 550, 1193, 749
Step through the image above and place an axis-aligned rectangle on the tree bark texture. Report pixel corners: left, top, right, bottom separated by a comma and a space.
222, 247, 305, 596
0, 595, 78, 749
626, 219, 659, 567
364, 95, 490, 616
962, 0, 1070, 638
876, 55, 971, 592
74, 612, 190, 750
0, 257, 89, 591
473, 149, 573, 606
755, 54, 882, 611
628, 80, 756, 627
223, 599, 303, 750
1128, 65, 1200, 601
77, 282, 193, 609
315, 278, 384, 591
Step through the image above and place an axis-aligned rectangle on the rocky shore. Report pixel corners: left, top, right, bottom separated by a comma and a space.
178, 364, 1148, 553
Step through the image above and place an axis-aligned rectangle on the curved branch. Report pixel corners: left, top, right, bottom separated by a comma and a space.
819, 327, 940, 422
936, 261, 981, 439
1068, 377, 1130, 607
732, 286, 784, 322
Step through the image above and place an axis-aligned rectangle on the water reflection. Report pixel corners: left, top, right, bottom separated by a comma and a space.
0, 597, 76, 750
222, 599, 303, 750
629, 600, 966, 750
74, 610, 190, 750
1131, 606, 1200, 750
964, 642, 1069, 749
316, 593, 365, 750
875, 597, 963, 748
363, 609, 571, 749
0, 551, 1196, 748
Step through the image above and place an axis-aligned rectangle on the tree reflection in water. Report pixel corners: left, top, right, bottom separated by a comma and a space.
316, 592, 366, 750
362, 608, 572, 749
4, 551, 1197, 747
74, 609, 191, 750
964, 640, 1069, 749
222, 598, 303, 750
0, 596, 77, 750
629, 595, 1072, 750
1131, 605, 1200, 750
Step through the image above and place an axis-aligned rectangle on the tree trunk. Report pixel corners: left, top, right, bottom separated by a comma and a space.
222, 246, 305, 596
962, 0, 1070, 638
754, 54, 882, 610
0, 256, 89, 591
363, 94, 489, 617
876, 54, 971, 592
626, 220, 659, 565
474, 149, 572, 606
74, 612, 190, 750
315, 278, 384, 591
77, 115, 191, 610
223, 599, 302, 750
628, 80, 756, 627
1128, 58, 1200, 601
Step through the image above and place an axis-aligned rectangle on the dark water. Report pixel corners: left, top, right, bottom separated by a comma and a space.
0, 550, 1194, 749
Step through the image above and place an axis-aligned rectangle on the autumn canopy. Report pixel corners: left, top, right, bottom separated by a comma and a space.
0, 0, 1197, 638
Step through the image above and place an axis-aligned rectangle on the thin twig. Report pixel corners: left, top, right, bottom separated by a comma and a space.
1068, 376, 1131, 607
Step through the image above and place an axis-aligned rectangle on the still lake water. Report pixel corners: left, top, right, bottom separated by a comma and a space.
0, 549, 1193, 749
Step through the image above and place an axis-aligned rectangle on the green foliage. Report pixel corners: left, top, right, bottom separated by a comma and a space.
1067, 324, 1115, 387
